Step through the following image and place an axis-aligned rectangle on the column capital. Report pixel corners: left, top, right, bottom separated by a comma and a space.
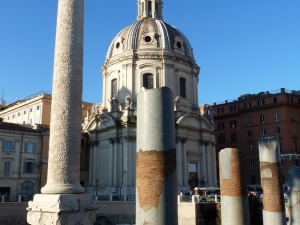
108, 138, 114, 144
176, 136, 187, 143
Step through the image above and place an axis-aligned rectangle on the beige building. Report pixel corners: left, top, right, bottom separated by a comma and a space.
0, 93, 93, 200
0, 118, 46, 201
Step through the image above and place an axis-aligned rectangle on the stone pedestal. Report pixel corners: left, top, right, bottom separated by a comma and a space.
27, 194, 96, 225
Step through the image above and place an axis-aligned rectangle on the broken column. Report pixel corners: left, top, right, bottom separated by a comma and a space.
288, 166, 300, 225
259, 136, 286, 225
136, 87, 177, 225
219, 148, 250, 225
27, 0, 96, 224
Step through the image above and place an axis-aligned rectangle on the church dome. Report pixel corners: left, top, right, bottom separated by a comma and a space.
104, 19, 196, 66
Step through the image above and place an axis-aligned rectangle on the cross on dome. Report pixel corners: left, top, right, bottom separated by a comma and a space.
137, 0, 163, 20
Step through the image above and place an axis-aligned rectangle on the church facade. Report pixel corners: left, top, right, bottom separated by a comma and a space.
83, 0, 217, 196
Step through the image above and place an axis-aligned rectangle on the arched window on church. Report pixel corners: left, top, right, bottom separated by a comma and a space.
179, 77, 186, 98
111, 79, 117, 97
143, 73, 154, 89
148, 1, 152, 18
155, 2, 159, 17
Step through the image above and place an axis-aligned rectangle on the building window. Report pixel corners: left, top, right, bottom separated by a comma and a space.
24, 162, 34, 173
292, 127, 296, 134
281, 159, 284, 167
260, 114, 265, 124
288, 96, 293, 102
30, 108, 32, 112
217, 107, 224, 114
111, 79, 117, 97
291, 112, 295, 121
230, 120, 237, 128
274, 112, 279, 121
179, 77, 186, 98
155, 2, 159, 17
248, 130, 252, 137
4, 161, 10, 173
24, 110, 27, 115
230, 105, 236, 112
4, 140, 15, 151
218, 122, 225, 130
148, 1, 152, 18
298, 98, 300, 103
273, 97, 277, 103
258, 99, 264, 106
12, 115, 15, 118
250, 161, 255, 169
219, 136, 225, 144
25, 142, 36, 153
231, 134, 237, 143
249, 144, 253, 153
18, 112, 20, 116
36, 106, 40, 110
143, 73, 153, 89
245, 102, 251, 108
294, 141, 298, 153
275, 127, 280, 134
251, 176, 256, 184
261, 129, 266, 136
246, 117, 251, 126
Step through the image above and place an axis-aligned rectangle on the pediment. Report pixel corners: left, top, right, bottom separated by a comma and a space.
83, 114, 116, 132
176, 113, 214, 130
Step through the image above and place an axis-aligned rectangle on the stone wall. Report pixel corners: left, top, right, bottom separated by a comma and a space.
0, 203, 28, 225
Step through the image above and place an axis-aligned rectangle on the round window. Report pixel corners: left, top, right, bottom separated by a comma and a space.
116, 42, 120, 49
144, 36, 152, 43
177, 41, 182, 48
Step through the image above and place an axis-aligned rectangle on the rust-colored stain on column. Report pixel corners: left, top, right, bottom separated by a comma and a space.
220, 150, 247, 196
136, 149, 176, 212
260, 162, 285, 212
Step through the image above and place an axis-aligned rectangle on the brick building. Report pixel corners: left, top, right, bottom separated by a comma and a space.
212, 88, 300, 186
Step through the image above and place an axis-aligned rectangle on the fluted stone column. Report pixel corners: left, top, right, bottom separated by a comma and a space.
108, 138, 114, 186
182, 137, 188, 187
136, 87, 177, 225
219, 148, 250, 225
288, 166, 300, 225
259, 136, 286, 225
176, 137, 183, 186
27, 1, 96, 224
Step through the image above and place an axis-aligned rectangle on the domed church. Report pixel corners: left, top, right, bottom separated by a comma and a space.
83, 0, 217, 196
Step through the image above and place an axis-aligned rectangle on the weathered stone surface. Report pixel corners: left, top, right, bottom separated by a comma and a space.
27, 194, 96, 225
136, 87, 177, 225
219, 148, 249, 225
41, 0, 84, 194
259, 136, 286, 225
288, 166, 300, 225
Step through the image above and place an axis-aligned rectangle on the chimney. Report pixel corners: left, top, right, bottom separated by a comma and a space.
0, 118, 3, 125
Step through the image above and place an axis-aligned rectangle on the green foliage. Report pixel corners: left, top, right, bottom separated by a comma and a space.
115, 118, 123, 127
130, 114, 137, 122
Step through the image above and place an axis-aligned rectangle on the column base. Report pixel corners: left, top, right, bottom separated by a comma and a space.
27, 193, 97, 225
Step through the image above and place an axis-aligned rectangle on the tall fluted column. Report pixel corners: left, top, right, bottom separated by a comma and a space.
182, 138, 188, 187
108, 138, 114, 186
27, 1, 96, 224
200, 140, 207, 185
176, 137, 183, 186
113, 137, 119, 187
288, 166, 300, 225
41, 0, 84, 194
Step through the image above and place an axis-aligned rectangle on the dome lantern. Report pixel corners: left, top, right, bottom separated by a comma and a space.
137, 0, 163, 20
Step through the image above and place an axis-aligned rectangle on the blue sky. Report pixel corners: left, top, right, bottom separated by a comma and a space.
0, 1, 299, 106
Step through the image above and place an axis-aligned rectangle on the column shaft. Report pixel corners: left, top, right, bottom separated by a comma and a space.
136, 87, 177, 225
41, 0, 84, 194
113, 139, 118, 187
259, 136, 286, 225
176, 139, 183, 186
108, 140, 114, 186
288, 166, 300, 225
219, 148, 250, 225
182, 140, 187, 186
